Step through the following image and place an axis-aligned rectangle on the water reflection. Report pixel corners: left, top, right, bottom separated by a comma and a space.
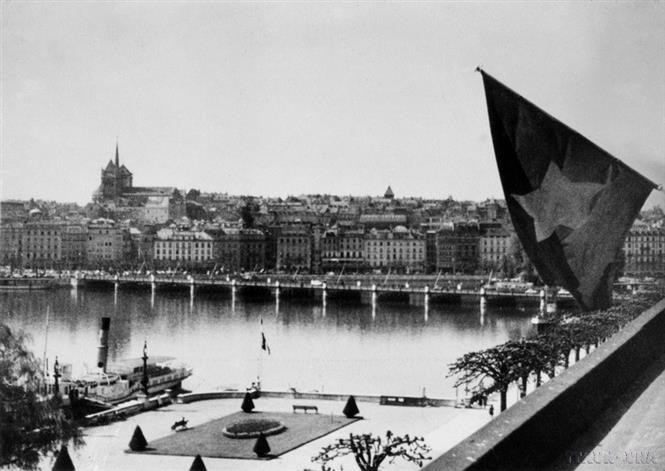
0, 289, 536, 398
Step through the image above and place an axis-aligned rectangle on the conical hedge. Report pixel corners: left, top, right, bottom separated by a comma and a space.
241, 391, 255, 413
343, 395, 359, 418
52, 445, 75, 471
253, 432, 271, 457
189, 454, 207, 471
129, 425, 148, 451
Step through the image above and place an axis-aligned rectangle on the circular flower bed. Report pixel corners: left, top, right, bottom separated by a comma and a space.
222, 418, 286, 439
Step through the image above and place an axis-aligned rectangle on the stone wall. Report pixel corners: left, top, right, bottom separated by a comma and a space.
424, 298, 665, 471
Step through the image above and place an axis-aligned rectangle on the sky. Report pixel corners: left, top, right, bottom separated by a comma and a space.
1, 1, 664, 207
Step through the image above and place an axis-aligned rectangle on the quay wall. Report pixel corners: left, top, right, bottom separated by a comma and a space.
424, 298, 665, 471
177, 390, 457, 408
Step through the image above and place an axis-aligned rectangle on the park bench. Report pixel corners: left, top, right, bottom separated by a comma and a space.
292, 404, 318, 414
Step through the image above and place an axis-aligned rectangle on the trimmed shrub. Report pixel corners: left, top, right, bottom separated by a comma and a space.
52, 445, 75, 471
241, 392, 255, 413
343, 395, 359, 418
129, 425, 148, 451
189, 454, 207, 471
253, 432, 271, 457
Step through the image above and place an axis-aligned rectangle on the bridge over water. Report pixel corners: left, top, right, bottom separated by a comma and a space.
75, 274, 576, 310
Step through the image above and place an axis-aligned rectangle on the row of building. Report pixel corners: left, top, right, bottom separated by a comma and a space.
1, 216, 662, 276
0, 218, 510, 274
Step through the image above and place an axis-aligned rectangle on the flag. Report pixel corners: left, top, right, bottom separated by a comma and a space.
260, 318, 271, 354
261, 332, 271, 355
478, 70, 656, 310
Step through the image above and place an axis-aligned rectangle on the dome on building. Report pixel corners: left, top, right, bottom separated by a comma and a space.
384, 186, 395, 199
393, 225, 408, 233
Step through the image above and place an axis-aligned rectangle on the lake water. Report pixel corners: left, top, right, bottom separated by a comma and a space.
0, 287, 536, 398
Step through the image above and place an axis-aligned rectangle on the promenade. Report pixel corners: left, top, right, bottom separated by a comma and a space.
58, 398, 491, 471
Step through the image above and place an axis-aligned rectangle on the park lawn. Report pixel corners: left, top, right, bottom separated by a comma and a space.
133, 410, 359, 459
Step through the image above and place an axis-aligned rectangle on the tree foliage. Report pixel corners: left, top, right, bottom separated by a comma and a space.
312, 431, 431, 471
0, 324, 81, 470
342, 396, 359, 418
128, 425, 148, 451
447, 293, 662, 414
253, 432, 271, 457
241, 392, 255, 413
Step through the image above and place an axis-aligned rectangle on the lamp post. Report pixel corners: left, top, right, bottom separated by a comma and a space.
141, 340, 149, 397
53, 356, 61, 396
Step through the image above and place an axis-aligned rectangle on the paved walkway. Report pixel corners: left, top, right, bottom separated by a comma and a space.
52, 397, 492, 471
548, 352, 665, 471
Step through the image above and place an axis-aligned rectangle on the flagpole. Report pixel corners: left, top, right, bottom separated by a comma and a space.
475, 66, 660, 191
258, 317, 263, 390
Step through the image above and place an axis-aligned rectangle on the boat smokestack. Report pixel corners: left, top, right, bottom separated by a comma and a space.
96, 317, 110, 372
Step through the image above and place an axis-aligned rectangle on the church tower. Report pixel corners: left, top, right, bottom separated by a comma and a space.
96, 142, 132, 202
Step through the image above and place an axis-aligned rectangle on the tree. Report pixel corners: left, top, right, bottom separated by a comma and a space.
51, 445, 75, 471
0, 324, 81, 470
447, 344, 519, 412
128, 425, 148, 451
312, 431, 431, 471
253, 432, 271, 457
189, 454, 207, 471
342, 396, 359, 418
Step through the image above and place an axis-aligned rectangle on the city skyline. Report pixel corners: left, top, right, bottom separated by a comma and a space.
2, 2, 664, 207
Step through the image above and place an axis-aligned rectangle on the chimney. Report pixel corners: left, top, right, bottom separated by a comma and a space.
96, 317, 110, 372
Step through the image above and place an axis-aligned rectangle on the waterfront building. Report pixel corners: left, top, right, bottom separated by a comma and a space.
425, 230, 437, 273
21, 221, 64, 268
0, 222, 23, 268
479, 226, 512, 272
129, 227, 155, 267
61, 224, 87, 268
153, 228, 214, 269
210, 228, 266, 272
320, 227, 366, 272
276, 224, 312, 271
310, 224, 324, 273
262, 225, 280, 270
363, 226, 425, 273
623, 222, 665, 276
435, 222, 480, 274
86, 219, 129, 267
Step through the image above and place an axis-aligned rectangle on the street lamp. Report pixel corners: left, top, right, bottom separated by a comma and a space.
53, 356, 61, 396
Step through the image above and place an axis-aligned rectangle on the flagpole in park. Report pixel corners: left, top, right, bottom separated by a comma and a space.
256, 317, 271, 391
475, 67, 659, 312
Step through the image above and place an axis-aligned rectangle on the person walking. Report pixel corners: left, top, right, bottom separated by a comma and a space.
489, 404, 495, 417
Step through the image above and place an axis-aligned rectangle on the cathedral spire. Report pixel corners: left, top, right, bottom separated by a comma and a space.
115, 140, 119, 167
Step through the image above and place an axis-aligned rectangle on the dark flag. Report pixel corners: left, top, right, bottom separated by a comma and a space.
478, 70, 657, 310
261, 332, 271, 355
260, 317, 270, 354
